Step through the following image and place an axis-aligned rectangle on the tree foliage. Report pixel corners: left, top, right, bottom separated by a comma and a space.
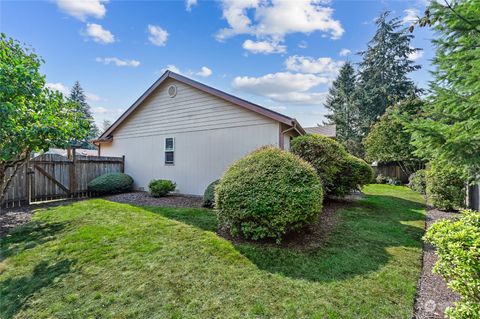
409, 0, 480, 175
364, 98, 424, 175
324, 62, 362, 156
0, 34, 88, 203
68, 81, 99, 149
357, 11, 420, 134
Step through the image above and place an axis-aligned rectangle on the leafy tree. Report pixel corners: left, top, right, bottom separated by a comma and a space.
68, 81, 99, 148
364, 98, 424, 176
409, 0, 480, 175
324, 62, 363, 156
0, 34, 88, 205
357, 11, 421, 134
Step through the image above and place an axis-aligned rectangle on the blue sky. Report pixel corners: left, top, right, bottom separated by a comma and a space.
1, 0, 433, 128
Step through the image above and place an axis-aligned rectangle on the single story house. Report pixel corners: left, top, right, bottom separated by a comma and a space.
94, 71, 334, 195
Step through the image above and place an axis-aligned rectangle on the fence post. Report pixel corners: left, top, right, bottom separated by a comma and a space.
69, 148, 76, 197
121, 155, 125, 173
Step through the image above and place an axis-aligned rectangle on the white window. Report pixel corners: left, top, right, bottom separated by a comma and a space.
165, 137, 174, 165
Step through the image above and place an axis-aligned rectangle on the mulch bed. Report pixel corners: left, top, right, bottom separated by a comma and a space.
104, 192, 204, 208
413, 208, 460, 319
217, 193, 362, 250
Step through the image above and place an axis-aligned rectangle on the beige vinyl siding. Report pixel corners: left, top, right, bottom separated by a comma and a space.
113, 78, 275, 139
101, 78, 281, 195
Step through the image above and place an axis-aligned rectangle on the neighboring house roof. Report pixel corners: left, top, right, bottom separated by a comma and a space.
304, 124, 337, 138
94, 71, 305, 143
35, 148, 98, 157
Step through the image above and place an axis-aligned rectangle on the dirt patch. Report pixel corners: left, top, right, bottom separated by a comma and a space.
413, 208, 460, 319
104, 191, 204, 208
217, 193, 361, 250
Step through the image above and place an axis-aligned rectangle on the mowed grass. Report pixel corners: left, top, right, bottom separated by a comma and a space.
0, 184, 425, 319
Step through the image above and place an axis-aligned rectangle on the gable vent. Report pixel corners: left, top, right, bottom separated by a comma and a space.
168, 85, 177, 98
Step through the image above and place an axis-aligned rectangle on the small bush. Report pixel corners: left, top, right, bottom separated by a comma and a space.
203, 180, 219, 208
375, 174, 388, 184
424, 209, 480, 319
87, 173, 133, 194
426, 163, 465, 211
215, 147, 323, 243
408, 169, 427, 194
148, 179, 176, 197
330, 155, 374, 196
291, 134, 371, 196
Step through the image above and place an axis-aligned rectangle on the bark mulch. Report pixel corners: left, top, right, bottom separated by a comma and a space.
104, 191, 204, 208
413, 208, 460, 319
217, 193, 362, 250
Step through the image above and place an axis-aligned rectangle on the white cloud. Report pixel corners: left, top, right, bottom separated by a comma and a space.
56, 0, 108, 21
85, 23, 115, 44
242, 39, 286, 54
339, 48, 351, 56
186, 0, 197, 11
96, 57, 140, 67
196, 66, 213, 77
284, 55, 343, 76
46, 82, 69, 95
403, 8, 419, 24
162, 65, 182, 74
92, 106, 108, 114
269, 105, 287, 111
217, 0, 344, 41
408, 48, 424, 61
298, 41, 308, 49
148, 24, 169, 46
233, 72, 328, 104
46, 82, 101, 103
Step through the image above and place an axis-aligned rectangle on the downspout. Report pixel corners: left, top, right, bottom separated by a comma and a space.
280, 122, 297, 150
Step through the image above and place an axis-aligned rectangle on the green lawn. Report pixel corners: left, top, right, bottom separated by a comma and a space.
0, 184, 425, 319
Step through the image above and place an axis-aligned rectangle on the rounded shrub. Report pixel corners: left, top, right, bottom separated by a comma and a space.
203, 180, 219, 208
87, 173, 133, 194
291, 134, 348, 195
408, 169, 427, 194
215, 146, 323, 242
426, 162, 465, 211
331, 155, 374, 196
149, 179, 176, 197
291, 134, 372, 196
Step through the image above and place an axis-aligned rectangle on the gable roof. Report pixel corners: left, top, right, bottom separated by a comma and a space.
304, 124, 336, 138
95, 71, 305, 142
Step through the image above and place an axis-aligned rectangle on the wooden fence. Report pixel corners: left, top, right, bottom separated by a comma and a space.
372, 164, 410, 183
2, 152, 124, 208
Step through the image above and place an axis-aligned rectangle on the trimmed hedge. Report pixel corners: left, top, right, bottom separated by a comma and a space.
426, 163, 465, 211
87, 173, 133, 194
331, 155, 374, 197
424, 209, 480, 319
408, 169, 427, 194
203, 180, 219, 208
291, 134, 372, 196
149, 179, 176, 197
215, 146, 323, 242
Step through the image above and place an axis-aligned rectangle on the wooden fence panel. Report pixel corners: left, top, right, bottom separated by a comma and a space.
1, 153, 124, 208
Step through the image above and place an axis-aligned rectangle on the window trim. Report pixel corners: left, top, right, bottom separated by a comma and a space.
164, 137, 175, 165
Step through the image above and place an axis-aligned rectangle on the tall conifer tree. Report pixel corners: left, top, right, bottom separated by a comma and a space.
324, 62, 362, 156
69, 81, 99, 149
357, 11, 420, 134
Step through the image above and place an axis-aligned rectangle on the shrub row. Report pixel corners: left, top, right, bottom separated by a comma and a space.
408, 162, 465, 211
424, 209, 480, 319
291, 134, 373, 197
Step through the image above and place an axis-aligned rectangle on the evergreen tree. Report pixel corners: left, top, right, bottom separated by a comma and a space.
324, 62, 362, 156
69, 81, 99, 148
357, 11, 421, 134
409, 0, 480, 175
101, 119, 112, 135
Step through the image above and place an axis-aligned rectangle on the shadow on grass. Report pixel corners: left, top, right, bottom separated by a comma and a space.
0, 259, 74, 319
142, 194, 425, 283
1, 221, 67, 259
